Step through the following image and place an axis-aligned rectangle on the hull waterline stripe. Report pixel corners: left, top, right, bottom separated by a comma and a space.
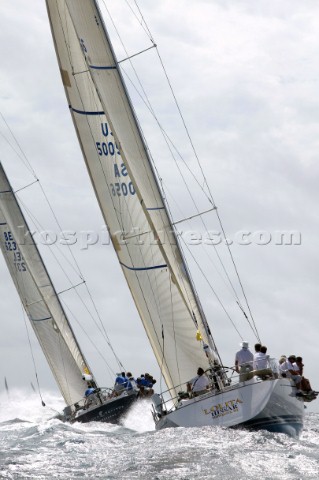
146, 207, 165, 211
241, 415, 303, 427
120, 261, 167, 271
238, 414, 303, 435
0, 222, 7, 225
0, 190, 11, 194
69, 106, 105, 116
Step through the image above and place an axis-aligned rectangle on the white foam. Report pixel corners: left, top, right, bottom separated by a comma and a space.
0, 388, 64, 424
121, 398, 155, 432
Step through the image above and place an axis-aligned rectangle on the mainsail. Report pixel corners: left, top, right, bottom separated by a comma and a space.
46, 0, 221, 396
0, 163, 92, 406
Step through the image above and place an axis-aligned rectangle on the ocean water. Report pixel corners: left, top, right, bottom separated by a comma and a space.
0, 391, 318, 479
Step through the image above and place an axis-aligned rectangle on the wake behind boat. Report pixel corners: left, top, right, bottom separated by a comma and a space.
44, 0, 317, 435
0, 163, 137, 424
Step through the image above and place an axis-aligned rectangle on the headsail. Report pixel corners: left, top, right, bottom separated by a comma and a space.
46, 0, 221, 396
0, 163, 92, 406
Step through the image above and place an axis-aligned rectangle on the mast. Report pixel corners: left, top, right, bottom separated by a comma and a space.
46, 0, 221, 396
0, 163, 93, 406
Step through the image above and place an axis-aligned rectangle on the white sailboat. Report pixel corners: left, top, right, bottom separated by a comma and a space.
0, 162, 137, 423
44, 0, 313, 435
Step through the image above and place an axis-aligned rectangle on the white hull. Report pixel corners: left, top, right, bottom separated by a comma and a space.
154, 378, 304, 437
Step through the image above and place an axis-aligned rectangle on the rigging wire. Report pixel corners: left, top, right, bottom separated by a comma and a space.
169, 275, 182, 388
57, 3, 174, 385
153, 23, 261, 341
61, 300, 119, 381
179, 236, 244, 340
97, 2, 204, 382
0, 209, 46, 406
105, 0, 260, 340
162, 185, 241, 301
159, 324, 165, 394
16, 195, 125, 368
100, 7, 246, 311
125, 0, 154, 41
59, 1, 171, 374
100, 2, 234, 354
0, 112, 37, 177
20, 305, 46, 407
0, 112, 126, 375
16, 196, 82, 279
161, 183, 260, 338
215, 210, 261, 341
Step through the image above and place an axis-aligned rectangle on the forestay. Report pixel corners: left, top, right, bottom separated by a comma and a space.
0, 164, 92, 406
46, 0, 221, 396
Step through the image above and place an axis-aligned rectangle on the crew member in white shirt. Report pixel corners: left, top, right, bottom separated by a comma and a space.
280, 355, 302, 389
188, 367, 210, 397
253, 345, 269, 370
235, 341, 254, 379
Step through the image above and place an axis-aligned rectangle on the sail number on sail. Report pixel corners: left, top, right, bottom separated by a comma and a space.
2, 231, 26, 271
3, 231, 17, 251
96, 122, 136, 197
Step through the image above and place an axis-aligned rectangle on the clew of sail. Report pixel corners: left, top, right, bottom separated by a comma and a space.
0, 163, 91, 406
46, 0, 221, 397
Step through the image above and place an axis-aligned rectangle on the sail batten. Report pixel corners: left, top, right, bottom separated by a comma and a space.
119, 262, 167, 271
30, 317, 52, 322
70, 107, 104, 115
89, 65, 117, 70
46, 0, 220, 396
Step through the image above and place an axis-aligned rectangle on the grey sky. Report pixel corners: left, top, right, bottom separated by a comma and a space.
0, 1, 318, 414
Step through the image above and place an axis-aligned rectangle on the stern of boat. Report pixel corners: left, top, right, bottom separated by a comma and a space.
153, 377, 304, 436
64, 388, 138, 424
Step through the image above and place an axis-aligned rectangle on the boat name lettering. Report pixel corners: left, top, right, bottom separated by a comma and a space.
203, 398, 243, 419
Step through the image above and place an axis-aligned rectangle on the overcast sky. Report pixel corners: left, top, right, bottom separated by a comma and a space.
1, 0, 318, 414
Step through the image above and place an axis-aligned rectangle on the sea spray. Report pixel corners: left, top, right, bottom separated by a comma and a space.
1, 389, 319, 479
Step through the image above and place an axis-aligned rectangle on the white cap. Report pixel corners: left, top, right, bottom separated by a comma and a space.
240, 341, 249, 349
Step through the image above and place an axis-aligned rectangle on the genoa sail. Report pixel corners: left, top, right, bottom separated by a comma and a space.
46, 0, 222, 396
0, 163, 92, 406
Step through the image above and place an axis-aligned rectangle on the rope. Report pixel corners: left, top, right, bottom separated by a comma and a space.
21, 306, 46, 407
159, 325, 165, 394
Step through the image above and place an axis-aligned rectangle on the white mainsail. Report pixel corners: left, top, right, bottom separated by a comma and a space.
0, 163, 92, 406
46, 0, 221, 396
